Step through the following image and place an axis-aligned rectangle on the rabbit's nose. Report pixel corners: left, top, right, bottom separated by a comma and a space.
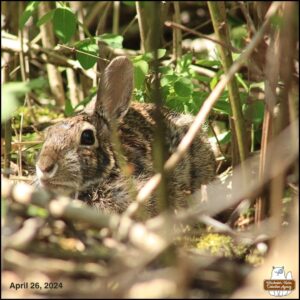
36, 161, 58, 179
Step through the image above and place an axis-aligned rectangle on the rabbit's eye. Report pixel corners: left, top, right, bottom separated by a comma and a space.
80, 129, 95, 145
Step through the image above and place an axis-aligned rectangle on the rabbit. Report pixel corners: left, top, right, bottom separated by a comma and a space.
36, 56, 216, 218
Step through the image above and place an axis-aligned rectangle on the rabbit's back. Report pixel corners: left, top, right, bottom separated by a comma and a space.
83, 101, 216, 215
122, 102, 216, 185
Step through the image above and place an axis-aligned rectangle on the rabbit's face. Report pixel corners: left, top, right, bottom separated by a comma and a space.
36, 56, 133, 196
36, 114, 114, 195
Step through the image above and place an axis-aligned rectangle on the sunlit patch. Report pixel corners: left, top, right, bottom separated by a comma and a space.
59, 122, 71, 130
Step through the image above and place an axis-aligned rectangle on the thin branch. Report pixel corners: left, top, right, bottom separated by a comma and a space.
112, 1, 120, 34
2, 53, 12, 179
136, 2, 147, 52
172, 2, 182, 60
121, 15, 138, 37
165, 20, 242, 53
85, 2, 109, 28
208, 1, 248, 165
238, 1, 257, 34
2, 178, 113, 228
190, 64, 216, 78
4, 218, 45, 249
38, 1, 65, 107
57, 44, 109, 61
66, 68, 80, 107
17, 113, 24, 177
208, 120, 228, 161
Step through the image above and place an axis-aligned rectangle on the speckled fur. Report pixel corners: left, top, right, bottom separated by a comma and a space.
36, 57, 216, 218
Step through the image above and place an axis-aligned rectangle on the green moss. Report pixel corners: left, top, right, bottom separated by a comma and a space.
245, 249, 265, 266
196, 233, 248, 258
14, 105, 63, 128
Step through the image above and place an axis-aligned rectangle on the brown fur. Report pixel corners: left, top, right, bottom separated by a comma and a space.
36, 57, 216, 218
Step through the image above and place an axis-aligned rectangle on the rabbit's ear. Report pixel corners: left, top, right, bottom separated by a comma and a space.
95, 56, 133, 121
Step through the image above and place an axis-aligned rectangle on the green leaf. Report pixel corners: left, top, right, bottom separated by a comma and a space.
1, 86, 20, 122
36, 10, 54, 27
27, 205, 48, 218
210, 75, 219, 90
159, 66, 173, 75
133, 60, 149, 89
156, 48, 167, 59
235, 73, 249, 92
188, 91, 208, 115
53, 7, 77, 43
249, 81, 265, 92
270, 15, 284, 28
218, 131, 231, 145
143, 49, 167, 61
76, 39, 98, 69
1, 79, 46, 122
213, 100, 231, 115
64, 98, 74, 117
174, 78, 193, 97
244, 101, 265, 125
194, 74, 211, 83
161, 85, 170, 99
19, 1, 40, 29
178, 53, 193, 71
26, 77, 47, 90
161, 74, 178, 87
192, 91, 207, 105
122, 1, 136, 7
230, 25, 248, 48
74, 88, 97, 111
165, 96, 184, 113
197, 59, 221, 67
97, 34, 123, 49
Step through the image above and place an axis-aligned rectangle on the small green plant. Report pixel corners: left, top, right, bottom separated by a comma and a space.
196, 233, 248, 258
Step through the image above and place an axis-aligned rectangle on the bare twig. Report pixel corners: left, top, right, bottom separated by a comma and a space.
66, 68, 80, 107
172, 2, 182, 60
165, 21, 242, 54
136, 2, 148, 52
4, 218, 45, 249
85, 2, 109, 28
17, 113, 24, 177
11, 140, 43, 147
57, 44, 109, 61
208, 121, 228, 161
96, 2, 112, 35
190, 64, 216, 78
38, 2, 65, 107
2, 178, 113, 229
121, 15, 138, 37
4, 249, 109, 277
239, 1, 257, 34
113, 1, 120, 34
69, 1, 87, 100
2, 53, 12, 178
208, 1, 248, 166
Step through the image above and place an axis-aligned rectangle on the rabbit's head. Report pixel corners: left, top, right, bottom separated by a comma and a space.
36, 56, 133, 195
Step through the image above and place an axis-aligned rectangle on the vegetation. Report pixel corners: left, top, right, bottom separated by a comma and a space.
1, 1, 298, 298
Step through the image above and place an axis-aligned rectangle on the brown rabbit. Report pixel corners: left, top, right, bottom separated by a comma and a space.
36, 56, 216, 217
